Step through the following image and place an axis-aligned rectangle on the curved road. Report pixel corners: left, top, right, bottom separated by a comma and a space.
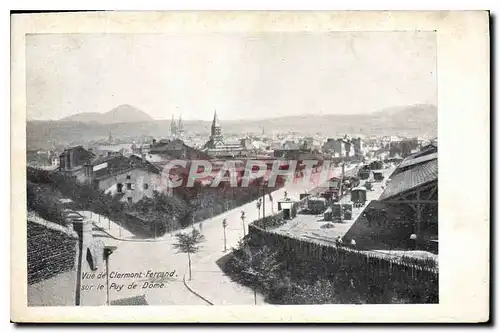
79, 163, 356, 305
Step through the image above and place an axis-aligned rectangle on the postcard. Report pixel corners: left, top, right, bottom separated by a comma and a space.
11, 11, 490, 323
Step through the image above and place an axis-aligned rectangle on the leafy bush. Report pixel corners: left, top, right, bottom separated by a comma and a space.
223, 239, 438, 304
27, 181, 66, 225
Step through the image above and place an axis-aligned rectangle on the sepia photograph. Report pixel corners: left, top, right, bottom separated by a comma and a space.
11, 11, 489, 323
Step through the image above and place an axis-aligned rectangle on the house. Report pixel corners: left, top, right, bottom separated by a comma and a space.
58, 146, 170, 203
350, 137, 364, 160
27, 149, 60, 169
59, 146, 96, 176
83, 154, 168, 203
274, 140, 301, 159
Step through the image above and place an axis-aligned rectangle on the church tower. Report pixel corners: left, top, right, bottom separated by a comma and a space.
170, 114, 178, 138
178, 114, 185, 138
208, 110, 224, 148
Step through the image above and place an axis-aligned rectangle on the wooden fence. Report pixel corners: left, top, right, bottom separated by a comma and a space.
248, 224, 438, 302
249, 224, 437, 274
246, 165, 438, 301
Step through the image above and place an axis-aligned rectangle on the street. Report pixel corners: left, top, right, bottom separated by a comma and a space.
79, 163, 354, 305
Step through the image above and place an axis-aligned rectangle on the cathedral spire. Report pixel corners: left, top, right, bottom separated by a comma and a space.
170, 114, 178, 137
178, 114, 183, 129
212, 110, 220, 128
210, 110, 223, 145
178, 114, 184, 137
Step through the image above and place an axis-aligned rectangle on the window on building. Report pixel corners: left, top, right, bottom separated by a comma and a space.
117, 183, 123, 193
143, 183, 149, 190
127, 183, 132, 190
126, 174, 131, 180
127, 197, 132, 203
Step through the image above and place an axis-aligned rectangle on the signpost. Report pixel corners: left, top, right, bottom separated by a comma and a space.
103, 246, 117, 306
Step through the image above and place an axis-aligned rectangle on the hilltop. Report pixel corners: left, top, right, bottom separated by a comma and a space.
60, 104, 154, 124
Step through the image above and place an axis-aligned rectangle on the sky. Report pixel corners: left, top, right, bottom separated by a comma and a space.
26, 32, 437, 121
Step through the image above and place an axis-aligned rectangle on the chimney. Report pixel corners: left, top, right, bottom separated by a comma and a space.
141, 153, 146, 163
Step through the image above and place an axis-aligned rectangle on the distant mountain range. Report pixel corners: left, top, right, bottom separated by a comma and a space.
59, 104, 154, 124
27, 104, 437, 150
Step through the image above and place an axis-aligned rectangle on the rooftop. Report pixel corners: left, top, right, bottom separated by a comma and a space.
272, 167, 394, 244
379, 158, 437, 201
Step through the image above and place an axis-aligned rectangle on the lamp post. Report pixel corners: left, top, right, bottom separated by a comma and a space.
103, 246, 117, 306
256, 198, 262, 219
410, 233, 417, 251
222, 218, 228, 252
269, 192, 274, 214
241, 211, 246, 237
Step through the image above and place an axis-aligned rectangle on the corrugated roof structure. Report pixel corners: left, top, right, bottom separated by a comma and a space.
379, 158, 437, 201
398, 152, 438, 169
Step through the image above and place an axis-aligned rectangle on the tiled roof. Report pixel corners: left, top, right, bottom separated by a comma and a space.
93, 155, 159, 180
379, 159, 438, 201
59, 145, 90, 157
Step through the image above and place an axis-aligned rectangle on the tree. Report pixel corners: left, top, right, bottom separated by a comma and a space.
172, 228, 205, 280
231, 243, 283, 304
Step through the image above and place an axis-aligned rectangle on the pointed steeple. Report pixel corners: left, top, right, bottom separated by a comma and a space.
178, 114, 184, 131
170, 114, 178, 137
212, 110, 220, 127
210, 110, 223, 146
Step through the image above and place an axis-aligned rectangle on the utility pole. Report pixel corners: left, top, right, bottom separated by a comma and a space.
416, 189, 421, 250
338, 136, 351, 224
262, 186, 266, 220
339, 162, 345, 224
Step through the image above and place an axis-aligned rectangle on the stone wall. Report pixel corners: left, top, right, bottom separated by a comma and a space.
27, 220, 78, 285
27, 219, 79, 306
